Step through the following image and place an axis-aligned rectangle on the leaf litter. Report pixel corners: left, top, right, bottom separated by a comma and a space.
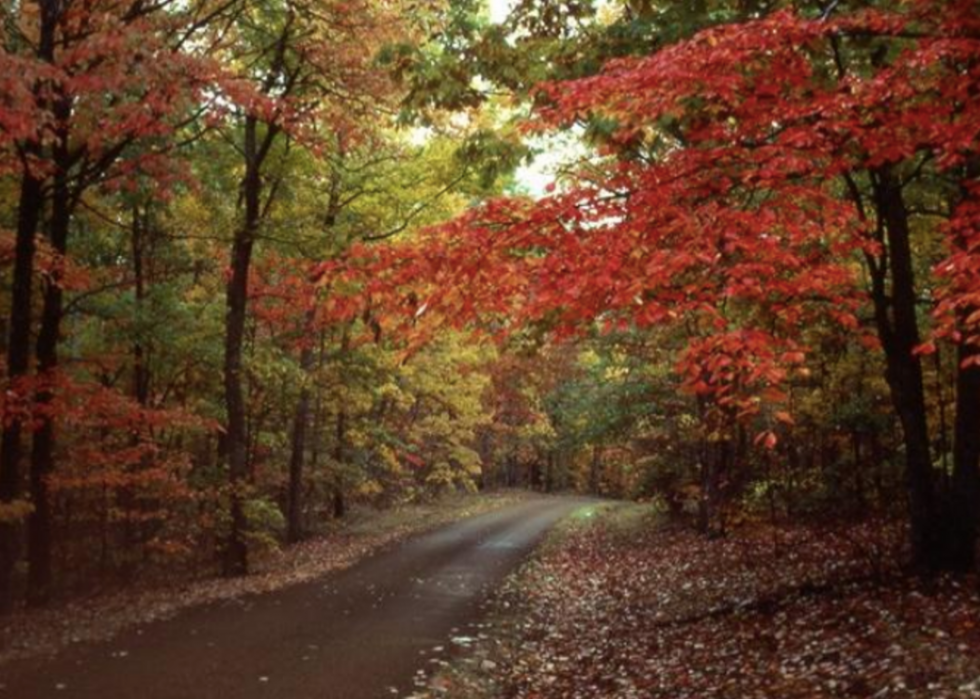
412, 504, 980, 699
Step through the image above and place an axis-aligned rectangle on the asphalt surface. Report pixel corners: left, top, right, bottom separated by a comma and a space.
0, 497, 585, 699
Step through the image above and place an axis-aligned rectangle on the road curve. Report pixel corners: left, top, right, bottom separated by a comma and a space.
1, 497, 585, 699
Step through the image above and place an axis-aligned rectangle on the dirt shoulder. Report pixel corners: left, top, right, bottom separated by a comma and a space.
0, 490, 532, 668
414, 504, 980, 699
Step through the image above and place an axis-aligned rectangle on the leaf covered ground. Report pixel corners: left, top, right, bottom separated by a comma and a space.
413, 504, 980, 699
0, 491, 529, 667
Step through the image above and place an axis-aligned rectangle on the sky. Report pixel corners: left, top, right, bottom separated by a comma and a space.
488, 0, 515, 24
513, 131, 587, 198
484, 0, 588, 197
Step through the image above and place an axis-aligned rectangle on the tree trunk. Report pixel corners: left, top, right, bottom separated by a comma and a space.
331, 325, 350, 519
589, 445, 601, 495
851, 430, 866, 513
945, 341, 980, 571
697, 454, 712, 535
871, 167, 938, 571
122, 205, 151, 572
332, 402, 347, 519
941, 153, 980, 570
286, 312, 315, 543
222, 114, 261, 577
332, 487, 346, 520
331, 392, 346, 519
26, 135, 72, 606
131, 206, 151, 409
0, 0, 59, 615
701, 438, 730, 537
0, 170, 44, 613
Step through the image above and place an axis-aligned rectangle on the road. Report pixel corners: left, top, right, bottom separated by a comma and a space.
0, 497, 584, 699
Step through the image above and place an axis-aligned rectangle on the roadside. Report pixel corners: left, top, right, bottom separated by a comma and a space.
0, 489, 532, 667
412, 503, 980, 699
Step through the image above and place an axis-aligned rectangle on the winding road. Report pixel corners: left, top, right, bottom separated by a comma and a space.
1, 497, 585, 699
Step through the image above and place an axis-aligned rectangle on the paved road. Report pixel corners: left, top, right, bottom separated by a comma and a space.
0, 497, 585, 699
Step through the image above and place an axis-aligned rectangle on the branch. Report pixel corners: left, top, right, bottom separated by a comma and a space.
820, 0, 842, 22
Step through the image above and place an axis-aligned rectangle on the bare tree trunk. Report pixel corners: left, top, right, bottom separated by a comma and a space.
286, 312, 315, 543
589, 445, 601, 495
331, 326, 350, 519
131, 206, 151, 409
946, 340, 980, 570
332, 404, 347, 519
0, 0, 59, 614
869, 167, 938, 571
0, 169, 43, 613
222, 114, 261, 576
939, 158, 980, 571
120, 205, 152, 573
27, 129, 72, 606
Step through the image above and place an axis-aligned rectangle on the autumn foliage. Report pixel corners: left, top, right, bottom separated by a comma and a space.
0, 0, 979, 615
322, 0, 980, 569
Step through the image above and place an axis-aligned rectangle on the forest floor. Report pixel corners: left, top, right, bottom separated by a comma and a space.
0, 489, 531, 667
411, 503, 980, 699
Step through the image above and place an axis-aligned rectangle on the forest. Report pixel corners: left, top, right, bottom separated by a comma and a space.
0, 0, 979, 694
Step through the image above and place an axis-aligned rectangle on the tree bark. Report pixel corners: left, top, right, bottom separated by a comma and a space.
27, 138, 72, 606
132, 206, 151, 409
870, 167, 938, 571
331, 325, 350, 519
222, 114, 261, 576
699, 438, 729, 537
286, 312, 315, 543
589, 445, 601, 495
307, 333, 326, 532
332, 402, 347, 519
942, 156, 980, 571
221, 10, 294, 572
0, 170, 44, 613
121, 205, 152, 572
945, 341, 980, 571
0, 0, 59, 615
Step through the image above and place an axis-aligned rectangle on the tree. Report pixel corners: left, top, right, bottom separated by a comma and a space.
533, 0, 980, 570
345, 0, 980, 571
0, 0, 219, 610
0, 0, 520, 608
